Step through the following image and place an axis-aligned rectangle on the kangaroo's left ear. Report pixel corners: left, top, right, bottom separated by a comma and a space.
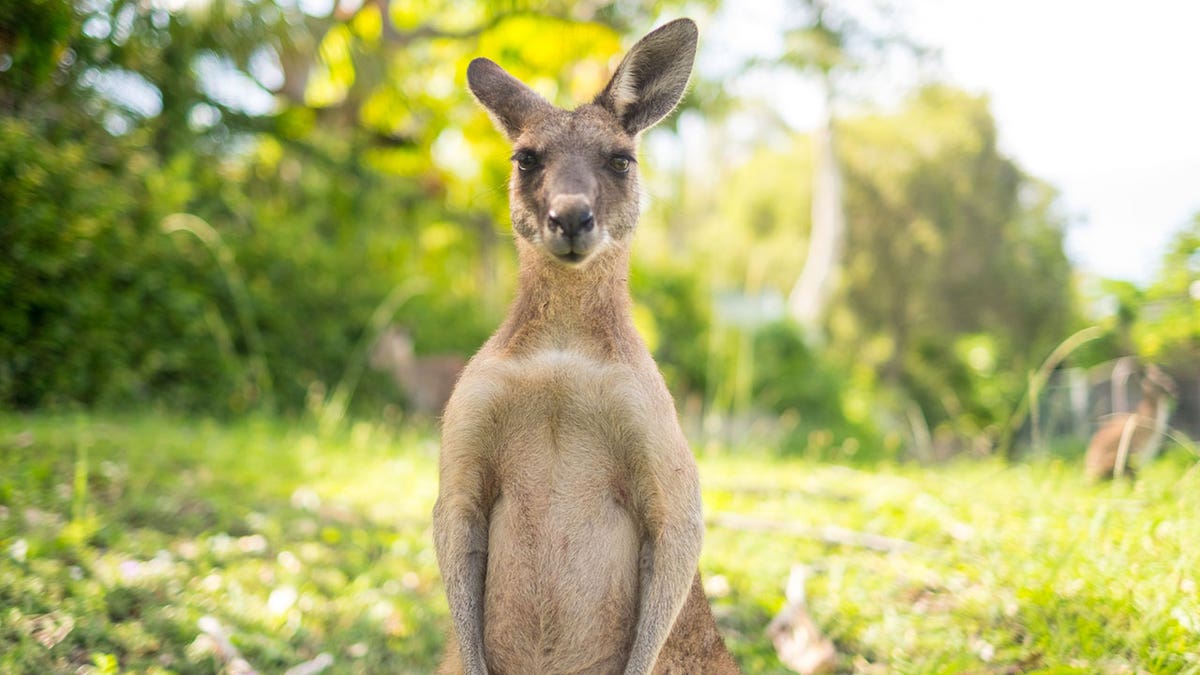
594, 18, 698, 136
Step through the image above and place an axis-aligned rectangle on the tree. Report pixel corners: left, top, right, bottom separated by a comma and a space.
1132, 211, 1200, 371
773, 0, 927, 335
832, 86, 1076, 436
705, 85, 1077, 444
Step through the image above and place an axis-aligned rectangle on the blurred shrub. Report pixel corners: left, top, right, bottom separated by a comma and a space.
632, 261, 711, 396
0, 118, 244, 410
751, 321, 884, 460
1068, 215, 1200, 375
1133, 212, 1200, 371
0, 117, 497, 413
0, 0, 520, 415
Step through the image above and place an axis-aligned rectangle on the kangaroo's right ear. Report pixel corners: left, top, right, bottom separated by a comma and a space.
467, 58, 553, 140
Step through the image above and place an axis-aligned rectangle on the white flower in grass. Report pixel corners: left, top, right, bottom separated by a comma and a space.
210, 533, 234, 556
703, 574, 731, 598
291, 487, 321, 511
277, 550, 302, 574
1174, 607, 1198, 634
268, 585, 299, 616
120, 559, 142, 581
237, 534, 268, 554
201, 573, 222, 592
9, 538, 27, 562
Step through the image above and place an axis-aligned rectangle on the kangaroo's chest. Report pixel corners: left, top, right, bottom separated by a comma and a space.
465, 345, 657, 524
469, 347, 649, 671
482, 347, 652, 461
480, 345, 646, 519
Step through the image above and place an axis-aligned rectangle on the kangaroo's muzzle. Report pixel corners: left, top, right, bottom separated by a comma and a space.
546, 194, 600, 263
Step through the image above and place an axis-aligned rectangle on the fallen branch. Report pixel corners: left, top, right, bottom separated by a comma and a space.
708, 512, 916, 553
198, 616, 257, 675
197, 616, 335, 675
705, 484, 855, 503
284, 653, 335, 675
767, 564, 837, 674
29, 611, 74, 649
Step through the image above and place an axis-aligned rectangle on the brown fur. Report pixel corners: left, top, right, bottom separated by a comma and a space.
432, 18, 739, 675
370, 326, 465, 416
1084, 366, 1175, 481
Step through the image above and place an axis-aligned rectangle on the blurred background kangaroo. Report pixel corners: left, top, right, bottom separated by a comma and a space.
1084, 363, 1177, 480
370, 326, 466, 417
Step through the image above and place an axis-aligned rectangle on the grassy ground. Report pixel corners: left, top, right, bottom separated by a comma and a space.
0, 412, 1197, 674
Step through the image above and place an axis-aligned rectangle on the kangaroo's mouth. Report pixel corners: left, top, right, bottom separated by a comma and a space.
542, 228, 600, 265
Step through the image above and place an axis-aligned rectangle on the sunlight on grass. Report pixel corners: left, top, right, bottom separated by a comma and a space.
1, 413, 1197, 673
700, 456, 1200, 673
0, 414, 446, 673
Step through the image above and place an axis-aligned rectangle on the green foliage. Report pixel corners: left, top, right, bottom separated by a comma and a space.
0, 0, 676, 415
750, 321, 884, 459
688, 86, 1079, 452
0, 0, 75, 101
0, 118, 243, 410
1069, 211, 1200, 376
696, 135, 815, 290
631, 260, 712, 395
1069, 279, 1143, 368
833, 86, 1077, 437
1134, 212, 1200, 369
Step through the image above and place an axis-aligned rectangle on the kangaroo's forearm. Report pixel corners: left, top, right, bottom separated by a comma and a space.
624, 521, 703, 675
433, 501, 490, 675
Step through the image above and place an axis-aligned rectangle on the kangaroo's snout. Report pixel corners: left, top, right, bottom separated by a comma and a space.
548, 196, 595, 238
545, 193, 600, 263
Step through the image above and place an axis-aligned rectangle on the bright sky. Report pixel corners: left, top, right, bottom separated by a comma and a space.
702, 0, 1200, 284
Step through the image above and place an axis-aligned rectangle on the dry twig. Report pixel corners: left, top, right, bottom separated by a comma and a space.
708, 512, 916, 553
767, 565, 837, 674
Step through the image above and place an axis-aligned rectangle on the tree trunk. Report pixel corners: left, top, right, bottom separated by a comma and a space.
787, 74, 844, 336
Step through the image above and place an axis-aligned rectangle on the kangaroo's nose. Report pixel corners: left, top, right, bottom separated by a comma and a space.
548, 197, 595, 238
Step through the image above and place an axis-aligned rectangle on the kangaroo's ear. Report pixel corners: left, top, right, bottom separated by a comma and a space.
595, 18, 698, 136
467, 58, 553, 140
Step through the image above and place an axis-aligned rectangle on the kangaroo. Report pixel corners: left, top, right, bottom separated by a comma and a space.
1085, 364, 1176, 481
369, 326, 465, 416
432, 18, 739, 675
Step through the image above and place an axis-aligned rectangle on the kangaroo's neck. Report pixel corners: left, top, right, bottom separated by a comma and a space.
495, 239, 640, 358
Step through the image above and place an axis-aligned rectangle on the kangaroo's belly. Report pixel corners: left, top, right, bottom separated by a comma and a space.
484, 485, 639, 674
477, 349, 647, 674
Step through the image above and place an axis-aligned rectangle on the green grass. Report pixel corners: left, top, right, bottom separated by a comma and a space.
1, 413, 1198, 673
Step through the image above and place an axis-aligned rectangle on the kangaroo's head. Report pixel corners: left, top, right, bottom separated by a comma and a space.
370, 326, 414, 371
467, 18, 697, 267
1141, 364, 1178, 401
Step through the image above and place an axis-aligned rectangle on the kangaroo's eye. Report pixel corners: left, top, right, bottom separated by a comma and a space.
514, 151, 540, 172
608, 155, 632, 174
